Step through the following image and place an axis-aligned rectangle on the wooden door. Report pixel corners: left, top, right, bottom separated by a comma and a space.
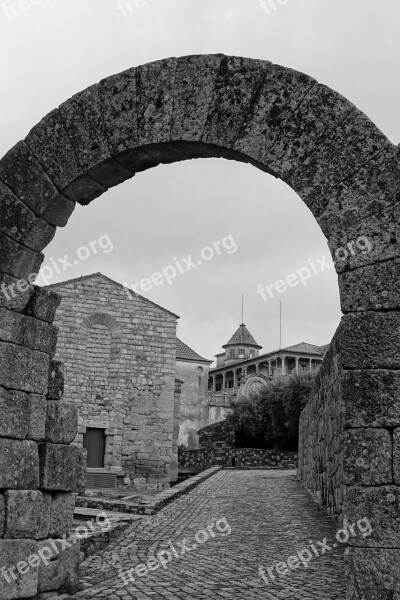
83, 428, 106, 468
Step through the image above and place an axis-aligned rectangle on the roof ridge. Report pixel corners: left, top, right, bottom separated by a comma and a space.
45, 272, 180, 319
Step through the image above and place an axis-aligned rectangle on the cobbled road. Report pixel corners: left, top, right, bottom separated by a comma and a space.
68, 470, 346, 600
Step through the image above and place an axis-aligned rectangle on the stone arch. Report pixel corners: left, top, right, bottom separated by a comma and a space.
81, 312, 123, 365
0, 55, 399, 597
242, 374, 270, 397
81, 312, 121, 333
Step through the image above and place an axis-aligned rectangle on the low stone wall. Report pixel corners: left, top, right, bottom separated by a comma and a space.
178, 447, 297, 470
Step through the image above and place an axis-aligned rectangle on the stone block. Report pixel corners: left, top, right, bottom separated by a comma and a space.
340, 312, 400, 369
317, 145, 400, 238
326, 199, 400, 272
26, 394, 46, 441
98, 67, 138, 155
47, 360, 64, 400
0, 140, 65, 217
25, 107, 105, 206
39, 443, 78, 491
0, 231, 43, 281
37, 536, 80, 594
23, 286, 61, 323
0, 388, 30, 440
343, 429, 392, 485
0, 439, 39, 489
288, 108, 391, 208
171, 55, 222, 143
76, 448, 87, 495
0, 495, 5, 537
0, 308, 58, 356
0, 180, 56, 251
136, 58, 176, 147
0, 341, 49, 394
345, 547, 400, 599
45, 402, 78, 444
339, 258, 400, 312
59, 85, 130, 189
235, 62, 316, 172
344, 485, 400, 547
49, 493, 75, 537
4, 491, 50, 540
342, 370, 400, 428
202, 56, 269, 148
0, 273, 34, 312
0, 539, 38, 599
394, 429, 400, 486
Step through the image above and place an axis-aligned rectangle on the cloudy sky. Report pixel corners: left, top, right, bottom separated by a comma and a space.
1, 0, 399, 364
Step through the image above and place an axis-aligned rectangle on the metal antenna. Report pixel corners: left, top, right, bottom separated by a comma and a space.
241, 294, 244, 324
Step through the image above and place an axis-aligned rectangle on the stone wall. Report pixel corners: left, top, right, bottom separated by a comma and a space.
0, 286, 83, 596
198, 421, 235, 449
178, 448, 298, 470
298, 336, 343, 518
48, 273, 178, 490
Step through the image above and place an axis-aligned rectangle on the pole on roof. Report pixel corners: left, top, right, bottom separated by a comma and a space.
279, 301, 282, 349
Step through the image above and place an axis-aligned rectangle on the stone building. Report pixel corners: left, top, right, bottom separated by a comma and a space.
208, 323, 328, 422
47, 272, 179, 491
175, 339, 212, 449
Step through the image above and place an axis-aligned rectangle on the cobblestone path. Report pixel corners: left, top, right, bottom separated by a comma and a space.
68, 470, 346, 600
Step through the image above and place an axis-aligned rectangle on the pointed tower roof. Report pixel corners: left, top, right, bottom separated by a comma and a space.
222, 324, 262, 349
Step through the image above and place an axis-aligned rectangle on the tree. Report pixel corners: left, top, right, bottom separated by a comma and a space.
226, 372, 315, 450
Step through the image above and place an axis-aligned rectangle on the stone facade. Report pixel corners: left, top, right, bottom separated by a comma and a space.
47, 273, 178, 491
0, 54, 399, 598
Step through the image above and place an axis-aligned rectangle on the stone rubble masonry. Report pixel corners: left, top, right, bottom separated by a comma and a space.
0, 55, 398, 599
48, 273, 178, 489
178, 447, 298, 470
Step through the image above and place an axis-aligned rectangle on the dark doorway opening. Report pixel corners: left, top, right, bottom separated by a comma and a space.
83, 428, 106, 468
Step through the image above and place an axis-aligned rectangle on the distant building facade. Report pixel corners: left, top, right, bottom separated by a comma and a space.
47, 273, 179, 491
208, 323, 328, 423
175, 340, 212, 450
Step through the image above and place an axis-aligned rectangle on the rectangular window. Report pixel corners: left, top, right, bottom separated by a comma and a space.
229, 349, 235, 359
239, 348, 245, 358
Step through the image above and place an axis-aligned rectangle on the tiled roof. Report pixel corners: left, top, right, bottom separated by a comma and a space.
281, 342, 328, 356
176, 339, 212, 364
223, 324, 262, 349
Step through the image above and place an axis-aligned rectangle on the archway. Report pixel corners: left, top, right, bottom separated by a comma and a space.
0, 54, 399, 598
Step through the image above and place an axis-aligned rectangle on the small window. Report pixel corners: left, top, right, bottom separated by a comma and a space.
249, 350, 255, 358
229, 349, 235, 359
239, 348, 245, 358
196, 366, 204, 375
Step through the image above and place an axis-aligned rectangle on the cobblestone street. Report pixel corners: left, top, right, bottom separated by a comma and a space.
68, 470, 346, 600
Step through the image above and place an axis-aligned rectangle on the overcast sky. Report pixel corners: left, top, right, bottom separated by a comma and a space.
1, 0, 399, 364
